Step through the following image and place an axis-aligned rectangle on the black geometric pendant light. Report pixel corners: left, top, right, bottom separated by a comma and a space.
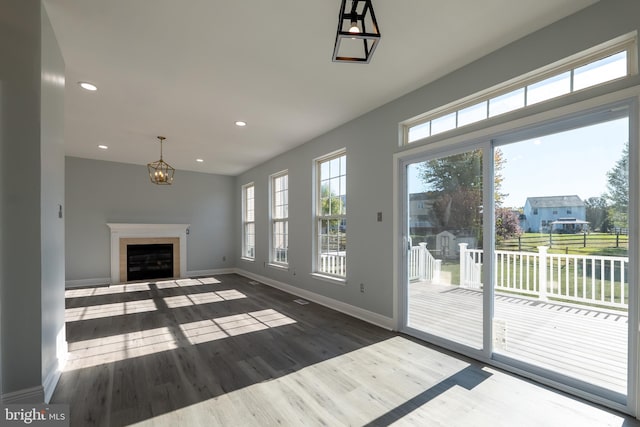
332, 0, 381, 64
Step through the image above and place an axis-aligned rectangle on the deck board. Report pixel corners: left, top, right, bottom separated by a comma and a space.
408, 281, 628, 394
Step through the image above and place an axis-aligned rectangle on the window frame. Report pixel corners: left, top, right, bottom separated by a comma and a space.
241, 182, 255, 261
313, 149, 347, 282
269, 170, 289, 268
402, 33, 637, 146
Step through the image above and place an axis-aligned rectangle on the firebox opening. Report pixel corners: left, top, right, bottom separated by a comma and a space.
126, 243, 174, 281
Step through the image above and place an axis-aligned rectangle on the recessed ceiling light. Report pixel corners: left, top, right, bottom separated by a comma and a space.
235, 121, 247, 127
196, 158, 204, 163
78, 82, 98, 91
97, 144, 108, 150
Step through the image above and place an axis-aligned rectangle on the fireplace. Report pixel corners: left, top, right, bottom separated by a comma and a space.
126, 243, 174, 281
107, 223, 189, 284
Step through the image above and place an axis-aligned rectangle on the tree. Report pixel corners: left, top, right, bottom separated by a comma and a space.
320, 183, 343, 215
605, 141, 629, 230
495, 208, 522, 242
419, 149, 507, 234
319, 184, 345, 251
585, 196, 612, 232
420, 151, 481, 233
431, 187, 482, 230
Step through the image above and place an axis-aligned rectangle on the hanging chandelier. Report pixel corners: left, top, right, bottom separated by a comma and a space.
147, 136, 175, 185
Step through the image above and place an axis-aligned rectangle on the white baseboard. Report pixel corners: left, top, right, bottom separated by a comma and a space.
65, 277, 110, 288
2, 386, 45, 404
42, 345, 68, 403
188, 268, 235, 277
235, 269, 395, 330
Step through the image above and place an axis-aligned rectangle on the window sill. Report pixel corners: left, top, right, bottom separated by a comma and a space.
310, 273, 347, 286
240, 257, 255, 263
268, 263, 289, 271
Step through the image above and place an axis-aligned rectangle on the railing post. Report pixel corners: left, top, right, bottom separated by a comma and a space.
459, 243, 468, 287
538, 246, 548, 301
433, 260, 441, 283
419, 242, 427, 281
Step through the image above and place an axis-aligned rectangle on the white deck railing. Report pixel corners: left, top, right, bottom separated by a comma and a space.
459, 244, 629, 309
409, 243, 442, 283
320, 253, 346, 276
459, 243, 483, 289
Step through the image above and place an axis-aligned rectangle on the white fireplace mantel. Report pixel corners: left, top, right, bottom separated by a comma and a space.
107, 223, 189, 284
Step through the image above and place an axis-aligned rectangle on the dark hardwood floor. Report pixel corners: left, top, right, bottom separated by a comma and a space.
51, 274, 639, 426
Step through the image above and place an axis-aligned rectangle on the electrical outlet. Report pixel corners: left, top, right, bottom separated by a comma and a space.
360, 283, 365, 293
222, 256, 226, 262
377, 212, 382, 222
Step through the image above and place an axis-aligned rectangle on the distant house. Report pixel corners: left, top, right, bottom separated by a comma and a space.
409, 192, 435, 235
521, 195, 587, 233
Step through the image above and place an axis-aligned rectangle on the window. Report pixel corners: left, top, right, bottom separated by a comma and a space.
567, 209, 572, 214
405, 34, 636, 144
270, 171, 288, 266
553, 210, 558, 215
315, 151, 346, 278
533, 208, 538, 215
242, 183, 255, 260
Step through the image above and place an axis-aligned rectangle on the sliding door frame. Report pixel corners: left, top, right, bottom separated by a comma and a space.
393, 86, 640, 416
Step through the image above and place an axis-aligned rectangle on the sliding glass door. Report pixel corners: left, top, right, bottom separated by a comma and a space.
405, 148, 484, 350
401, 100, 635, 406
492, 109, 630, 401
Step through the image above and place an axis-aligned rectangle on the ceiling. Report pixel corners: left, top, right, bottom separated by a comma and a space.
43, 0, 598, 176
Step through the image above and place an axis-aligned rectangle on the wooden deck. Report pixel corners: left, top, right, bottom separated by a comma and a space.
409, 281, 628, 395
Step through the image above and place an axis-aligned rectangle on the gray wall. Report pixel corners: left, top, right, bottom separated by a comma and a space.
40, 3, 66, 398
0, 0, 65, 400
1, 0, 42, 397
236, 0, 640, 319
65, 157, 236, 281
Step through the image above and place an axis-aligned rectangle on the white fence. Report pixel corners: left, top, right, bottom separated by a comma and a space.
459, 243, 483, 289
459, 244, 629, 309
320, 253, 346, 276
409, 243, 442, 283
410, 243, 629, 309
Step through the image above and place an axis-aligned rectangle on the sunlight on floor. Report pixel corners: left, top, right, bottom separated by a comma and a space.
180, 309, 297, 344
133, 337, 473, 426
64, 277, 220, 298
131, 335, 630, 427
163, 290, 246, 308
65, 299, 158, 321
64, 306, 296, 370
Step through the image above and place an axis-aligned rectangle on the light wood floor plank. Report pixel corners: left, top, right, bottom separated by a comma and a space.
52, 274, 638, 426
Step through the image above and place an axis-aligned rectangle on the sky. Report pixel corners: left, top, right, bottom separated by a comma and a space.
408, 117, 628, 209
